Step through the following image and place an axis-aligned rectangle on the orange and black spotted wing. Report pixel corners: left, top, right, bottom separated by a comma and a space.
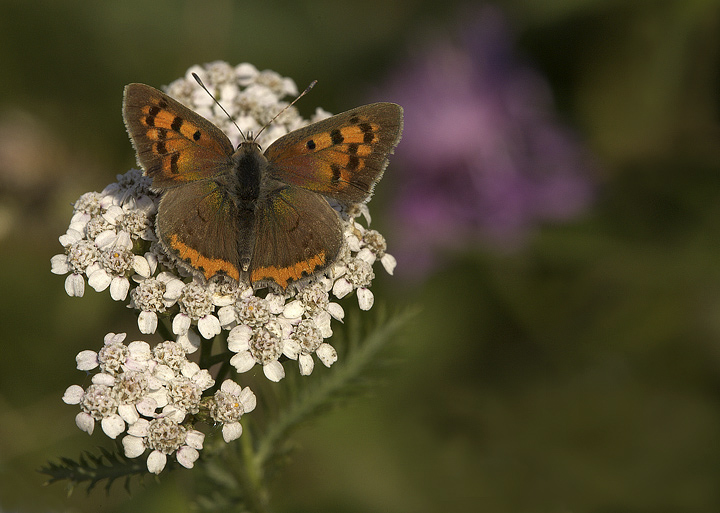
122, 83, 235, 190
263, 103, 403, 205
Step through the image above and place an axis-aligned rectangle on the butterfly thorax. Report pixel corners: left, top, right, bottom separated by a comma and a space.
231, 142, 266, 210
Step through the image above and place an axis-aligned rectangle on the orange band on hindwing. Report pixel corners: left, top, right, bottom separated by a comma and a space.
250, 252, 327, 289
168, 234, 240, 281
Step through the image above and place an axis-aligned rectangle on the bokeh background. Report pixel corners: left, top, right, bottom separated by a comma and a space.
2, 0, 720, 511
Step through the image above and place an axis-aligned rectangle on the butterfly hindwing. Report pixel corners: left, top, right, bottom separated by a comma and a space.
263, 103, 403, 205
123, 83, 235, 190
156, 180, 244, 281
249, 185, 344, 289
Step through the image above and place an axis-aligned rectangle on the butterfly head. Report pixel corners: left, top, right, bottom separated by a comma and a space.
242, 130, 262, 146
237, 131, 262, 154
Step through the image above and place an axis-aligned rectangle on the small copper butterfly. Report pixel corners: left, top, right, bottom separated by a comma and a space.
122, 80, 403, 290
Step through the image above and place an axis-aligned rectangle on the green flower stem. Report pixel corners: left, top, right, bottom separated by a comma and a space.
156, 316, 174, 341
199, 335, 216, 368
207, 351, 233, 368
255, 307, 417, 469
208, 359, 232, 394
240, 426, 270, 513
208, 423, 271, 513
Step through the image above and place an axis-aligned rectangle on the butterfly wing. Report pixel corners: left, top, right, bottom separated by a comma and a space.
155, 179, 245, 282
263, 103, 403, 205
123, 83, 235, 189
249, 184, 343, 289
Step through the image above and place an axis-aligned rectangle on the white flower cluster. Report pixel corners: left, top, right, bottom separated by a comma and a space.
50, 175, 156, 301
51, 61, 396, 381
63, 333, 256, 474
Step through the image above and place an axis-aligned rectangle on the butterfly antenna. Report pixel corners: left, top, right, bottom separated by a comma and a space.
253, 80, 317, 142
192, 72, 247, 139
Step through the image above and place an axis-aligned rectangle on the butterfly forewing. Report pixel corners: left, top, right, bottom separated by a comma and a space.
123, 84, 235, 189
263, 103, 403, 205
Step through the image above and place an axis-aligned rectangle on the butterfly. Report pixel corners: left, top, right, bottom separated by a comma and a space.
122, 81, 403, 290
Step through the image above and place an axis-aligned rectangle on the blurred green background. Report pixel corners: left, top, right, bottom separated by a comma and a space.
2, 0, 720, 512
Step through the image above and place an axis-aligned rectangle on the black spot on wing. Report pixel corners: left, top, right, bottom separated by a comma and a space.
360, 122, 374, 143
347, 155, 360, 171
170, 153, 180, 174
330, 129, 344, 145
330, 163, 341, 184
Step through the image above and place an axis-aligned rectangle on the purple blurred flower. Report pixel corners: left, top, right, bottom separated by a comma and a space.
375, 6, 595, 275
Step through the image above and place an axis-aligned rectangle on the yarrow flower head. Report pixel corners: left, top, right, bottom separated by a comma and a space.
209, 380, 258, 443
376, 6, 595, 275
52, 61, 397, 381
63, 332, 257, 474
